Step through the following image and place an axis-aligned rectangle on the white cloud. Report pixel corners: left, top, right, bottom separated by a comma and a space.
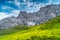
1, 6, 14, 10
11, 10, 20, 17
0, 12, 9, 20
14, 0, 20, 7
47, 0, 52, 4
15, 2, 20, 6
23, 0, 26, 2
7, 0, 20, 7
26, 3, 43, 12
27, 1, 31, 7
0, 10, 20, 20
6, 1, 12, 3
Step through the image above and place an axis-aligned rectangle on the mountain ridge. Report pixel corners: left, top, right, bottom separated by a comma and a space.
0, 4, 60, 29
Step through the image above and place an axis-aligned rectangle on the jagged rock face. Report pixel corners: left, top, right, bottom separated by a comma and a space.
17, 4, 60, 25
36, 4, 60, 22
0, 16, 22, 29
0, 4, 60, 29
18, 11, 33, 20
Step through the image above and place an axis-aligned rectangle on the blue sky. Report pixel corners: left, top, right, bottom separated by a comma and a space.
0, 0, 60, 20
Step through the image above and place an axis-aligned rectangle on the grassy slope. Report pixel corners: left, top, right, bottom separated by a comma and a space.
0, 16, 60, 40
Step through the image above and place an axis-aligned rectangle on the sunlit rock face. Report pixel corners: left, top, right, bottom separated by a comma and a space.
0, 4, 60, 29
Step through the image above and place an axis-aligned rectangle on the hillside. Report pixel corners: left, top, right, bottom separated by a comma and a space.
0, 16, 60, 40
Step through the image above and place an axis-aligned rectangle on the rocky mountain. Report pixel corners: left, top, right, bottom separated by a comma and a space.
0, 16, 23, 29
0, 4, 60, 29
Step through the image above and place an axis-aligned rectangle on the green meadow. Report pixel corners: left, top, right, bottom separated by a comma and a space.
0, 16, 60, 40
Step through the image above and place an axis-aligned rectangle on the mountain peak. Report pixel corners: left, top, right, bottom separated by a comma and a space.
0, 4, 60, 29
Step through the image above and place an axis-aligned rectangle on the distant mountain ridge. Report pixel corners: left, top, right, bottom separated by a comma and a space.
0, 4, 60, 29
